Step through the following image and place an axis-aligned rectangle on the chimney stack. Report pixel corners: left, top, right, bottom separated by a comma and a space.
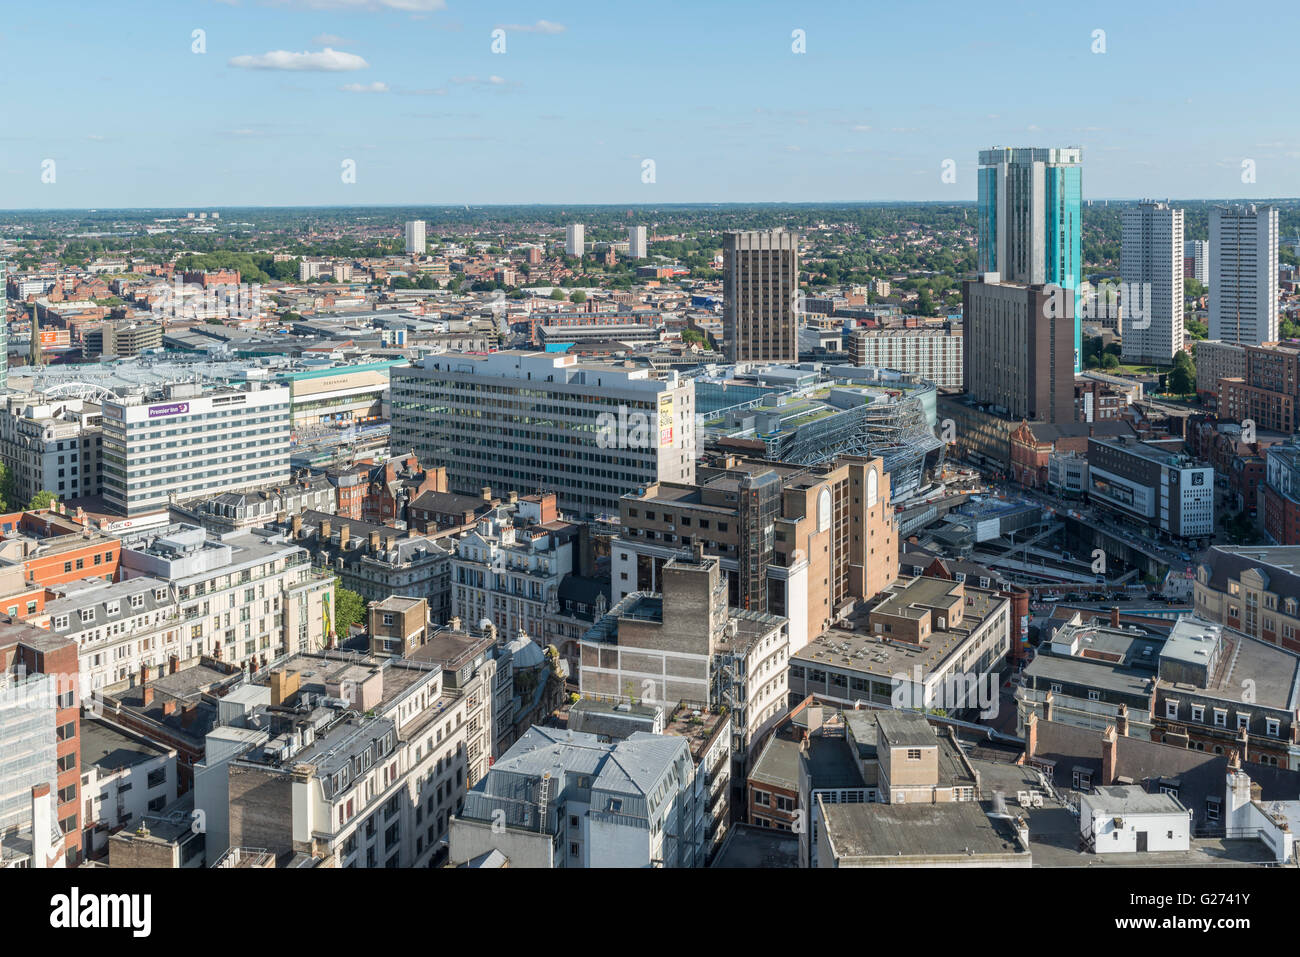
481, 486, 493, 502
320, 519, 331, 542
1116, 703, 1129, 737
1101, 725, 1119, 785
1025, 710, 1038, 759
292, 514, 303, 538
1043, 690, 1054, 723
1110, 606, 1120, 628
339, 525, 350, 550
369, 530, 381, 552
142, 685, 154, 707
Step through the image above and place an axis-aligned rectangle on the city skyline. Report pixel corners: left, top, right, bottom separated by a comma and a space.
2, 0, 1298, 208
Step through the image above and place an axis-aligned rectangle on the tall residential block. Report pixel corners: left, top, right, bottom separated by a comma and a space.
723, 229, 800, 363
391, 351, 695, 520
1210, 204, 1279, 347
404, 220, 426, 256
1184, 239, 1210, 285
628, 225, 648, 259
565, 224, 585, 258
977, 147, 1083, 371
1120, 202, 1184, 365
962, 275, 1075, 424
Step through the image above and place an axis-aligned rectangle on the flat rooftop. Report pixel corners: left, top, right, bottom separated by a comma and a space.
1086, 785, 1186, 815
820, 799, 1026, 862
1160, 628, 1300, 710
81, 717, 171, 772
1024, 654, 1155, 699
711, 824, 800, 868
794, 578, 1007, 682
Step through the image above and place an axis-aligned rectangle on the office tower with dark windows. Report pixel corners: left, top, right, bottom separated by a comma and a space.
962, 275, 1075, 424
978, 147, 1082, 371
723, 229, 800, 363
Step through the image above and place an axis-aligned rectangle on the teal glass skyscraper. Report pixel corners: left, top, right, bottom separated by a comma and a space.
977, 147, 1083, 372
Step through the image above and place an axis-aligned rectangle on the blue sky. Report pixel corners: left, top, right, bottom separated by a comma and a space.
2, 0, 1297, 208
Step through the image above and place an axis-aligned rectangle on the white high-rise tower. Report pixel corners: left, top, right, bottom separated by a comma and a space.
565, 224, 585, 258
1120, 202, 1184, 365
628, 226, 647, 259
405, 220, 427, 256
1210, 204, 1279, 346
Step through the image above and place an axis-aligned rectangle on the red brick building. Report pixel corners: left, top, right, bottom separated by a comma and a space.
1009, 421, 1052, 489
0, 509, 120, 588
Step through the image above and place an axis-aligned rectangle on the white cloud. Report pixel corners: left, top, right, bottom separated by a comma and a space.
495, 20, 565, 34
851, 125, 872, 132
229, 47, 369, 71
313, 33, 348, 45
341, 81, 389, 93
451, 75, 507, 85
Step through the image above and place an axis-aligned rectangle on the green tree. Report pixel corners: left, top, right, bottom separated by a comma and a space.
333, 580, 367, 637
550, 288, 567, 300
570, 290, 587, 303
1169, 351, 1196, 395
0, 463, 13, 511
27, 490, 56, 510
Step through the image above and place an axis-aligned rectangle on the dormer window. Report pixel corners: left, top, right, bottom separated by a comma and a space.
80, 608, 95, 623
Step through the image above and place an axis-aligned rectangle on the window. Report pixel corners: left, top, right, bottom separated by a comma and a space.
1206, 799, 1221, 822
754, 791, 770, 808
1087, 690, 1100, 702
1165, 700, 1179, 719
1191, 705, 1205, 723
906, 748, 922, 761
1237, 713, 1250, 731
1266, 719, 1281, 737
